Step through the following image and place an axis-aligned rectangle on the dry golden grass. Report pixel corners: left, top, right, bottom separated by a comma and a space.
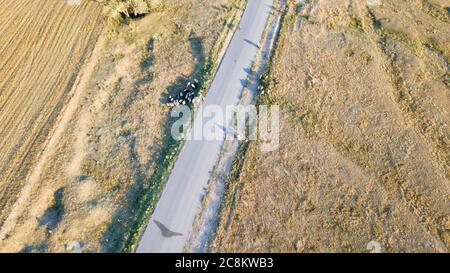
213, 0, 449, 253
0, 0, 245, 252
0, 0, 103, 235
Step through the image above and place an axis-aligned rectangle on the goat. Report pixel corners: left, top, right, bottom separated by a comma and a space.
165, 79, 202, 108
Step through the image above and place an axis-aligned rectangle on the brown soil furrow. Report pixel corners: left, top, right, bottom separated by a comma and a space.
0, 0, 104, 229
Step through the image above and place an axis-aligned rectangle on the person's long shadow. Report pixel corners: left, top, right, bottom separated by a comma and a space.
244, 38, 259, 48
101, 33, 206, 252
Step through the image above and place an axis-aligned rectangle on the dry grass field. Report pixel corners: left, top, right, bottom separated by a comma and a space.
0, 0, 103, 245
213, 0, 449, 253
0, 0, 245, 252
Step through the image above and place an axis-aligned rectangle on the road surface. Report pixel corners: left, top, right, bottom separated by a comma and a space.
136, 0, 274, 253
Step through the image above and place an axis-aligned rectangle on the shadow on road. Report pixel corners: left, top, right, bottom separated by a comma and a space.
244, 38, 259, 48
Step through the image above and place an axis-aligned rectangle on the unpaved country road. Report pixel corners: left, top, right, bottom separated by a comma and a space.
136, 0, 274, 253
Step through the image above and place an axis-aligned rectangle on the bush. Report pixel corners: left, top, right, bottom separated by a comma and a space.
95, 0, 162, 31
96, 0, 161, 19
